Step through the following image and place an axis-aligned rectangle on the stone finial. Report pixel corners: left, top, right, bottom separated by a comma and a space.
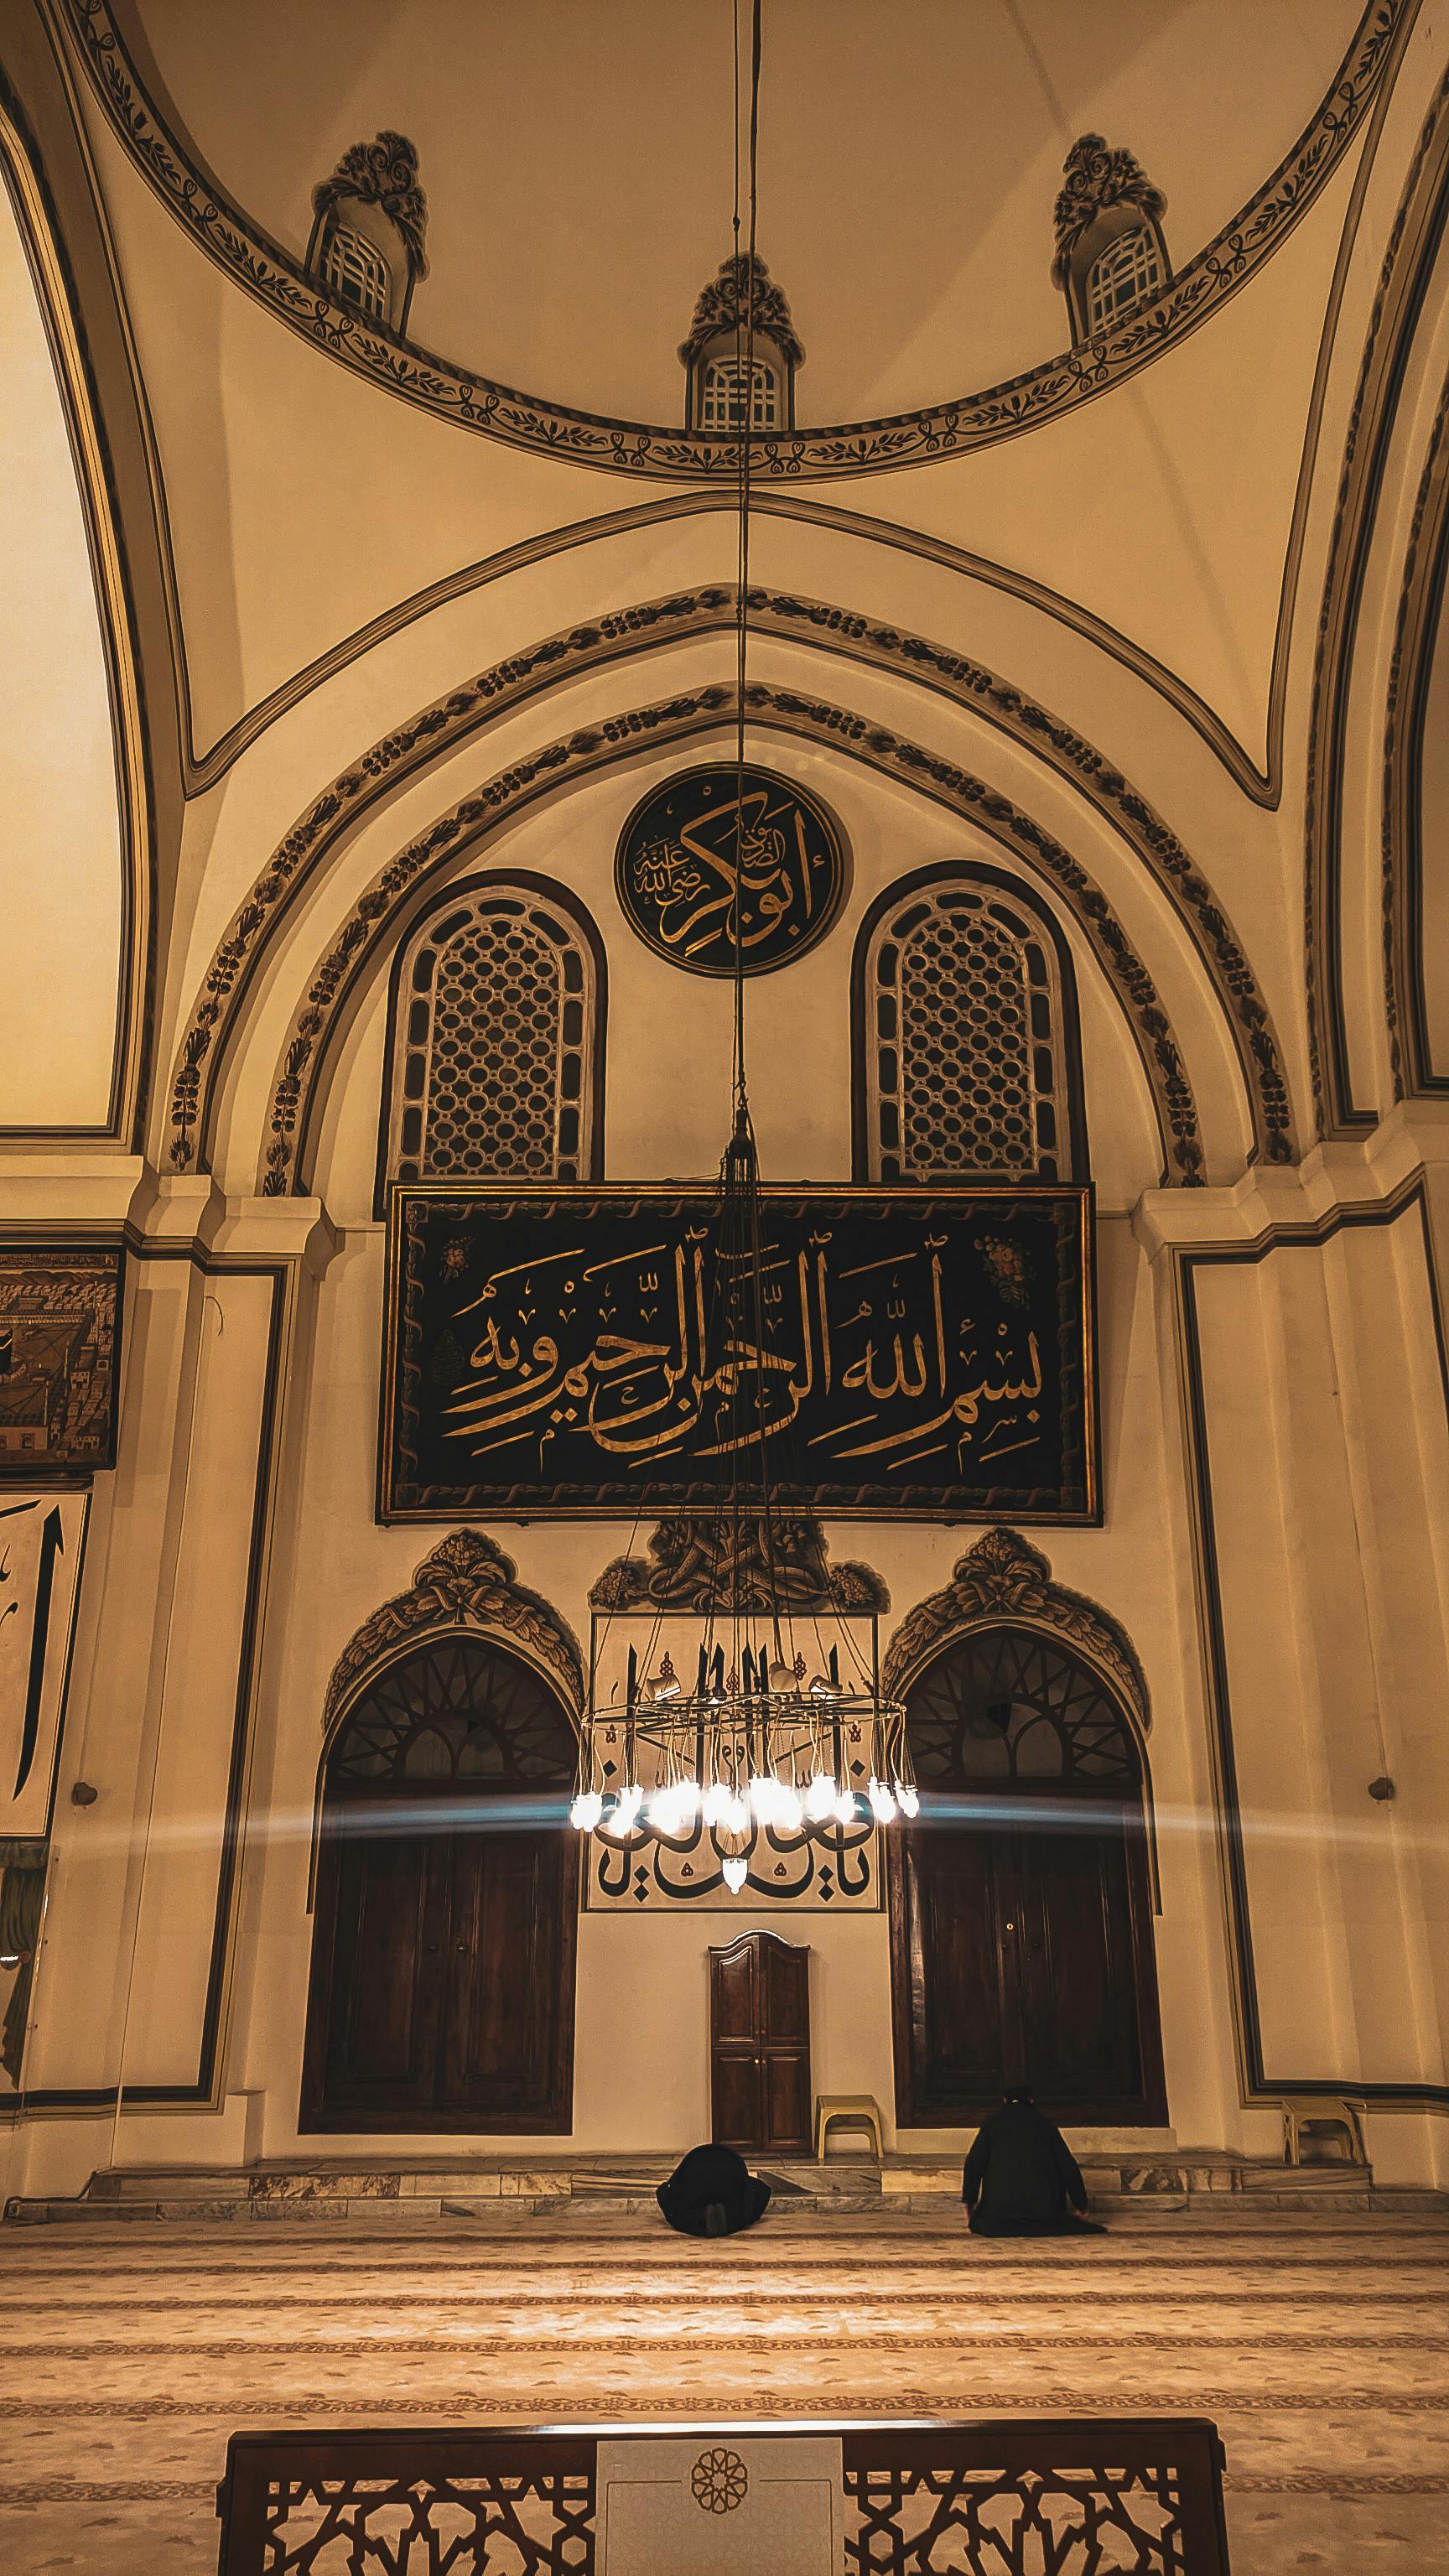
313, 131, 428, 278
1051, 134, 1166, 286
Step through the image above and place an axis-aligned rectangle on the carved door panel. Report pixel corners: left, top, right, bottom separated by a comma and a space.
894, 1810, 1164, 2125
709, 1932, 811, 2154
303, 1808, 447, 2129
1013, 1822, 1148, 2111
440, 1827, 574, 2126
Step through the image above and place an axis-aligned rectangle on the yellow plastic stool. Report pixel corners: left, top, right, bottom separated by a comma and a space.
814, 2093, 885, 2158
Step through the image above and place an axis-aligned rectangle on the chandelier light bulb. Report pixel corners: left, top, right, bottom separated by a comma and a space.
834, 1790, 859, 1826
722, 1856, 748, 1894
615, 1783, 643, 1829
748, 1772, 776, 1819
867, 1776, 897, 1824
896, 1782, 920, 1818
776, 1787, 805, 1835
569, 1790, 603, 1831
724, 1791, 750, 1834
804, 1772, 837, 1822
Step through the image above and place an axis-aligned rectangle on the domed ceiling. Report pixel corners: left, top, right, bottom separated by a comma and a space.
122, 0, 1367, 428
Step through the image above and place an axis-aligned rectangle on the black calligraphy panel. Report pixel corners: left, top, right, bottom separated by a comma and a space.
382, 1186, 1096, 1521
615, 764, 845, 975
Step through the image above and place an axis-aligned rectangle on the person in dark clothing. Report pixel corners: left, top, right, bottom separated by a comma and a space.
656, 2142, 772, 2238
962, 2089, 1107, 2236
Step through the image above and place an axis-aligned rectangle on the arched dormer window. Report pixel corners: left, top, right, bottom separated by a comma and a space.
308, 132, 428, 335
1052, 134, 1169, 345
380, 876, 604, 1202
1083, 226, 1165, 335
321, 222, 391, 323
700, 353, 780, 434
852, 865, 1087, 1185
679, 252, 802, 435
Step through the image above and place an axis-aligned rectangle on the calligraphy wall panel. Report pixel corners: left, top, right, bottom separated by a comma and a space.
382, 1185, 1097, 1521
0, 1492, 89, 1840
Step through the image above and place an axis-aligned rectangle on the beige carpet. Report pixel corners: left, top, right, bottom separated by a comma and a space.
0, 2205, 1445, 2571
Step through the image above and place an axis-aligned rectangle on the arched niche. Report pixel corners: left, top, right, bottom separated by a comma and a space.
885, 1528, 1165, 2131
302, 1537, 582, 2136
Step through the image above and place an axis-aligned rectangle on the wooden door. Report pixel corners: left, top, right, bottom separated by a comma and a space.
895, 1809, 1163, 2124
709, 1931, 811, 2153
304, 1809, 447, 2130
440, 1826, 574, 2126
891, 1626, 1167, 2130
300, 1638, 579, 2136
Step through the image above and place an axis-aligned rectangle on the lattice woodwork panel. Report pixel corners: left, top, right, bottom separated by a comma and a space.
330, 1638, 576, 1787
866, 883, 1070, 1183
906, 1627, 1140, 1789
261, 2465, 595, 2574
387, 889, 595, 1184
845, 2459, 1196, 2574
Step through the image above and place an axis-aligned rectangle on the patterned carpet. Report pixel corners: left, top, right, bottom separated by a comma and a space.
0, 2205, 1445, 2571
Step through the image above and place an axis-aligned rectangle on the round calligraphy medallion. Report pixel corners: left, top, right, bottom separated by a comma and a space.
615, 764, 846, 976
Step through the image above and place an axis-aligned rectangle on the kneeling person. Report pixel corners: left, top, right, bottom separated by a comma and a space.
657, 2142, 772, 2238
963, 2088, 1105, 2236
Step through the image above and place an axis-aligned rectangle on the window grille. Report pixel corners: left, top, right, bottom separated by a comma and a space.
700, 354, 779, 433
328, 1638, 575, 1789
1084, 226, 1163, 333
321, 221, 391, 322
385, 886, 598, 1184
862, 878, 1074, 1182
906, 1628, 1140, 1792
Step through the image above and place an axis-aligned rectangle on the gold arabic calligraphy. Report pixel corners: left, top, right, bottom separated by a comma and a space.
438, 1229, 1045, 1482
620, 769, 839, 974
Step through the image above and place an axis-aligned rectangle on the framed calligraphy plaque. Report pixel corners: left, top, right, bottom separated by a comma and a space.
381, 1184, 1096, 1522
0, 1246, 124, 1473
0, 1491, 90, 1838
615, 764, 846, 975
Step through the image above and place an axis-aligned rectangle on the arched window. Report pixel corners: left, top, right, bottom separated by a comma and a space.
382, 877, 603, 1193
321, 221, 392, 322
700, 354, 781, 433
1083, 226, 1163, 333
854, 866, 1085, 1183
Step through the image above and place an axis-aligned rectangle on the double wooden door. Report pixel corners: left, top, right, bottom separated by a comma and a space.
301, 1791, 576, 2133
709, 1931, 812, 2153
894, 1804, 1165, 2125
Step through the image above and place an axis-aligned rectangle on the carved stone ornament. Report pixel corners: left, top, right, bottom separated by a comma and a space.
881, 1524, 1150, 1735
678, 252, 804, 366
313, 131, 428, 277
1051, 134, 1167, 284
590, 1514, 887, 1615
322, 1532, 583, 1737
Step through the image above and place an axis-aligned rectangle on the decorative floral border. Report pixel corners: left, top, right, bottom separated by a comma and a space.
166, 587, 1285, 1182
62, 0, 1404, 482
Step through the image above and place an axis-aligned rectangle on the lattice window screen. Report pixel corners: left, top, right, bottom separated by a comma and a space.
321, 221, 391, 321
387, 888, 597, 1183
1085, 226, 1163, 332
701, 354, 780, 430
863, 880, 1073, 1182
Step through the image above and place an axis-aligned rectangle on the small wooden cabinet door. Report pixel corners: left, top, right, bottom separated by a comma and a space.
709, 1931, 811, 2153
